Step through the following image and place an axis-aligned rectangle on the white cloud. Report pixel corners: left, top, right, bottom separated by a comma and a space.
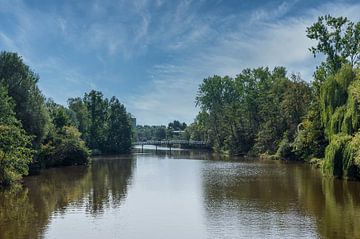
130, 1, 360, 125
2, 0, 360, 125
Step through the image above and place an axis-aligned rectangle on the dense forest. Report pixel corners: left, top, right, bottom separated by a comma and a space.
187, 15, 360, 180
0, 52, 132, 187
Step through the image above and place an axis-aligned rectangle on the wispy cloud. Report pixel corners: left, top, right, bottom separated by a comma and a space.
1, 0, 360, 125
130, 1, 360, 124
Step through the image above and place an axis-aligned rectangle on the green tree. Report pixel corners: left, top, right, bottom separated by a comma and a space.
46, 99, 77, 129
39, 100, 90, 168
83, 90, 109, 152
105, 97, 132, 154
68, 97, 90, 140
0, 85, 33, 186
0, 52, 50, 146
307, 15, 360, 74
193, 66, 312, 157
155, 126, 167, 140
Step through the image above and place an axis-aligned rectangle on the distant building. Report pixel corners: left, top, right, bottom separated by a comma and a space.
129, 114, 136, 128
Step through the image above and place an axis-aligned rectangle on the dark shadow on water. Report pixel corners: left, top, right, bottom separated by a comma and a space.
0, 155, 135, 239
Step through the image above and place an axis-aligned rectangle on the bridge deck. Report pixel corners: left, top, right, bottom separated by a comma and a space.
133, 140, 207, 146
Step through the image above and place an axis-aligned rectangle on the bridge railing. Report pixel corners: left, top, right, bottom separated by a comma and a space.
133, 140, 208, 146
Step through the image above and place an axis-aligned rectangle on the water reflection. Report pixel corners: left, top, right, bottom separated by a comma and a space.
0, 155, 134, 239
86, 156, 135, 215
202, 160, 360, 239
0, 152, 360, 239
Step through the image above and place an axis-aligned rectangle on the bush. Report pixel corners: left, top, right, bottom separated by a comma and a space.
39, 126, 90, 167
0, 125, 33, 186
322, 134, 351, 178
0, 85, 33, 186
276, 135, 294, 160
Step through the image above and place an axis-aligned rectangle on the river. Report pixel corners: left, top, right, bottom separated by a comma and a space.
0, 148, 359, 239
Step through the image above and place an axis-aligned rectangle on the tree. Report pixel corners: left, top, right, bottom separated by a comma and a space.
307, 15, 360, 74
196, 75, 237, 151
39, 126, 90, 167
105, 97, 132, 154
68, 97, 90, 141
0, 52, 50, 146
192, 66, 313, 156
46, 99, 77, 129
155, 126, 167, 140
39, 99, 90, 168
83, 90, 109, 152
0, 85, 33, 186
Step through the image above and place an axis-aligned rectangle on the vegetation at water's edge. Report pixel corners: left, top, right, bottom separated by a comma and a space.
1, 14, 359, 185
187, 15, 360, 180
0, 52, 132, 187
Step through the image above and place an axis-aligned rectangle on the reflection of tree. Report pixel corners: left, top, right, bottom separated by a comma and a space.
86, 156, 135, 215
293, 166, 360, 239
0, 166, 89, 239
0, 156, 134, 239
202, 161, 360, 239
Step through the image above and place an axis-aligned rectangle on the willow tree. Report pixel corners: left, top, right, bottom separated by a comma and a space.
320, 65, 360, 178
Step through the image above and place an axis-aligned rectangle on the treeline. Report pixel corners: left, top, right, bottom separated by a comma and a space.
188, 15, 360, 179
0, 52, 132, 187
135, 120, 187, 141
192, 67, 313, 156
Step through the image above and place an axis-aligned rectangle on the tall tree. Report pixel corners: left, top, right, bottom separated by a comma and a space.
0, 52, 50, 146
0, 85, 33, 185
307, 15, 360, 74
106, 97, 132, 154
83, 90, 109, 151
68, 97, 90, 140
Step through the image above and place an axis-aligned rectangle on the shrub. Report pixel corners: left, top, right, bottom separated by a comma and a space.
0, 125, 33, 186
0, 85, 33, 186
39, 126, 90, 167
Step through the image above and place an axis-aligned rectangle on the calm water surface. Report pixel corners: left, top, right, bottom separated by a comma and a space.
1, 149, 360, 239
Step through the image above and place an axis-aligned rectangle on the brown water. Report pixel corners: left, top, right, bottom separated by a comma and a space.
1, 149, 360, 239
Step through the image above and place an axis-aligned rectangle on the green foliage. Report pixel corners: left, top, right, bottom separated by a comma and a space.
68, 97, 90, 139
294, 16, 360, 169
322, 134, 352, 178
47, 99, 78, 129
136, 120, 188, 142
0, 51, 132, 187
319, 65, 360, 179
38, 98, 90, 167
83, 90, 109, 151
320, 65, 357, 137
275, 133, 294, 160
70, 90, 133, 154
193, 67, 312, 156
0, 86, 33, 186
343, 75, 360, 133
39, 126, 90, 167
105, 97, 132, 154
293, 105, 327, 160
0, 52, 50, 146
168, 120, 187, 131
184, 112, 209, 142
307, 15, 360, 73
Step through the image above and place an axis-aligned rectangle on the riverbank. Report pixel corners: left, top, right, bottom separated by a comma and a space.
1, 151, 359, 239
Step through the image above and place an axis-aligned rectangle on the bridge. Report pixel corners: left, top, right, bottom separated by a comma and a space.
133, 140, 209, 152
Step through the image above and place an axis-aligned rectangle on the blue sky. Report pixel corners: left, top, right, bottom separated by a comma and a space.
1, 0, 360, 125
